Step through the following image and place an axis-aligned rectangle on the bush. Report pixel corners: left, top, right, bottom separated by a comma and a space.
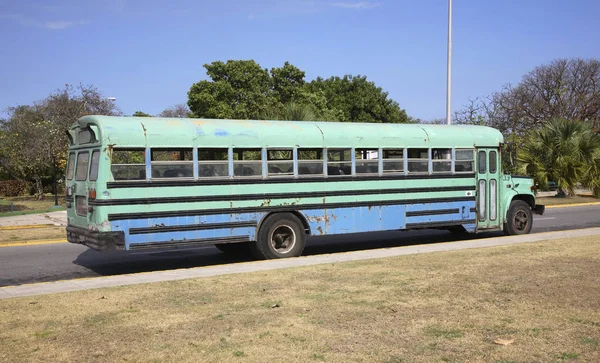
0, 180, 29, 197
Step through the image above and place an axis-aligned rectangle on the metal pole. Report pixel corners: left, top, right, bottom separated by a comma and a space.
446, 0, 452, 125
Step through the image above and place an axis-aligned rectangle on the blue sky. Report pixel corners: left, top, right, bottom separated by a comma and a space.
1, 0, 599, 120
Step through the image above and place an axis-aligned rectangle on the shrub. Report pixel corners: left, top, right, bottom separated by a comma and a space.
0, 180, 29, 197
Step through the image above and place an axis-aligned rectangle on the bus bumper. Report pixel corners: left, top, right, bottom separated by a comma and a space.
533, 204, 545, 215
66, 225, 125, 251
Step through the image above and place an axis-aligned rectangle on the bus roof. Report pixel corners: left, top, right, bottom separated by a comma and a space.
75, 115, 504, 148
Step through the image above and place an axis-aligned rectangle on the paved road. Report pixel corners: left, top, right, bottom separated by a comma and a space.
1, 205, 599, 287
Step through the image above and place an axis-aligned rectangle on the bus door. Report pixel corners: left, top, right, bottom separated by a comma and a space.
476, 148, 501, 230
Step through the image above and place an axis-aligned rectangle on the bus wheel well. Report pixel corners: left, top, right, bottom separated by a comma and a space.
257, 211, 311, 236
511, 195, 535, 209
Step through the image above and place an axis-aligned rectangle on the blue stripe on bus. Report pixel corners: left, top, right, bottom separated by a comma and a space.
111, 200, 477, 249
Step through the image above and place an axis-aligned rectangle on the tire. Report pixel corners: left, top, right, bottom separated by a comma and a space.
504, 200, 533, 236
251, 213, 306, 259
215, 242, 250, 256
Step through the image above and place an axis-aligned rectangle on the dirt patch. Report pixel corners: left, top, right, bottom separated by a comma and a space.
0, 236, 599, 362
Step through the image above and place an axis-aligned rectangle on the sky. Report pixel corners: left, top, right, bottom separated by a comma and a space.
1, 0, 599, 121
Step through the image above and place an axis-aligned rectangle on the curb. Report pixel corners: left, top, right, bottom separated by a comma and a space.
0, 224, 56, 230
0, 239, 67, 248
546, 202, 600, 209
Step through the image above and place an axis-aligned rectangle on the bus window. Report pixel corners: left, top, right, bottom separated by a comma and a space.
455, 149, 474, 172
75, 151, 90, 181
489, 151, 497, 173
298, 148, 323, 176
198, 148, 228, 178
267, 150, 293, 177
151, 149, 193, 178
382, 149, 404, 173
66, 152, 76, 180
327, 149, 351, 176
478, 151, 487, 174
233, 149, 262, 177
432, 148, 452, 172
356, 149, 379, 174
111, 149, 146, 180
78, 128, 96, 144
89, 150, 100, 181
407, 148, 428, 173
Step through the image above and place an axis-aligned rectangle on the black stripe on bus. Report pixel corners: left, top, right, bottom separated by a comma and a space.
128, 236, 250, 251
108, 196, 476, 221
406, 208, 459, 217
90, 185, 475, 206
406, 219, 477, 229
129, 221, 257, 235
106, 173, 476, 189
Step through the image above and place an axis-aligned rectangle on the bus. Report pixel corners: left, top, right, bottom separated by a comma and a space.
65, 116, 545, 259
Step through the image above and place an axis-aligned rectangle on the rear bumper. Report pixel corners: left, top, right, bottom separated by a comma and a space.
533, 204, 545, 215
66, 225, 125, 251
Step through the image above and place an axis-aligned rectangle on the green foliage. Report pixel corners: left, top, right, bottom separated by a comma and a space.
307, 75, 409, 123
188, 60, 408, 123
132, 111, 152, 117
0, 180, 29, 197
518, 118, 600, 196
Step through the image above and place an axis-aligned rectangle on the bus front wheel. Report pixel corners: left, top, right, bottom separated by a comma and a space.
252, 213, 306, 259
504, 200, 533, 236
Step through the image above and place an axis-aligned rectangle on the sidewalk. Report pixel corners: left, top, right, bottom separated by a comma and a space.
0, 210, 67, 228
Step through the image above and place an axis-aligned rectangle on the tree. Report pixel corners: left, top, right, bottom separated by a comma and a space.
518, 118, 600, 197
188, 60, 275, 119
132, 111, 151, 117
306, 75, 409, 123
158, 104, 191, 118
0, 84, 121, 199
188, 59, 409, 123
486, 58, 600, 136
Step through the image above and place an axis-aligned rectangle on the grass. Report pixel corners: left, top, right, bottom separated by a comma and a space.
1, 236, 600, 362
0, 226, 66, 245
0, 195, 65, 217
536, 194, 598, 206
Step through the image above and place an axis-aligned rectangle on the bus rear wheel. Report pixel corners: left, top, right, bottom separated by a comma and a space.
504, 200, 533, 235
252, 213, 306, 259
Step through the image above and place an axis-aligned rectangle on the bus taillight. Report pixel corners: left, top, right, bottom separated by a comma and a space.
88, 189, 96, 200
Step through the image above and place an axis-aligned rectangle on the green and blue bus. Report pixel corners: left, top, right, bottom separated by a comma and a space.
65, 116, 544, 259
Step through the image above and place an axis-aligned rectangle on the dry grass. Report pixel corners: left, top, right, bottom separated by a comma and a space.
1, 236, 600, 363
0, 226, 65, 245
538, 195, 598, 206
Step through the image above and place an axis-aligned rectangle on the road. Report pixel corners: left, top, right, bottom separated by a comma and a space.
1, 205, 599, 287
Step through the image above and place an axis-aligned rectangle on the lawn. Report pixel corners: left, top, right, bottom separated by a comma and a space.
0, 226, 66, 245
1, 235, 599, 362
537, 194, 599, 206
0, 195, 65, 217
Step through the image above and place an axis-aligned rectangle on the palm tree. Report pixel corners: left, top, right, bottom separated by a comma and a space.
263, 102, 317, 121
518, 118, 600, 197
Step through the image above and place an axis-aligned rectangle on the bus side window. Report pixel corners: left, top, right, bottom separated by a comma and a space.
151, 148, 193, 179
356, 149, 379, 174
198, 148, 228, 177
111, 149, 145, 180
432, 148, 451, 172
382, 149, 404, 174
267, 150, 293, 177
455, 149, 474, 172
298, 148, 323, 176
407, 148, 428, 173
233, 148, 262, 177
327, 149, 351, 177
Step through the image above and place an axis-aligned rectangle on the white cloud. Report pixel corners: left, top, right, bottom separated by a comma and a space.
1, 13, 87, 30
328, 1, 381, 10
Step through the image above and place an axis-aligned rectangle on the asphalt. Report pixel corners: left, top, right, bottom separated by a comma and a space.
1, 223, 599, 300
